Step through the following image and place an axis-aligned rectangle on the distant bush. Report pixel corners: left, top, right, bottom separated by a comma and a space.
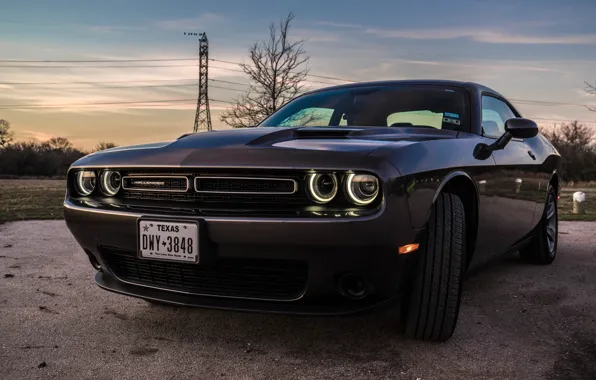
0, 119, 118, 177
0, 139, 87, 177
541, 120, 596, 182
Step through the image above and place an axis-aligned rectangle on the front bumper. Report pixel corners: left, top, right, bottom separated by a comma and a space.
64, 198, 422, 315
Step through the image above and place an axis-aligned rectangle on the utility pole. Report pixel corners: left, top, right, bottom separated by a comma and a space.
184, 32, 212, 132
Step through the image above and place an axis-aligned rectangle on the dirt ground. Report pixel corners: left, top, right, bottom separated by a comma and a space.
0, 220, 595, 380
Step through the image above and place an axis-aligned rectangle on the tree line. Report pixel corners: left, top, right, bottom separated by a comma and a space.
0, 119, 116, 178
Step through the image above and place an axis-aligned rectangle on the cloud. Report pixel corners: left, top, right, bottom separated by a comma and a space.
364, 27, 596, 45
292, 28, 342, 43
0, 48, 251, 113
313, 21, 364, 30
315, 20, 596, 45
86, 25, 148, 34
16, 129, 56, 142
156, 13, 227, 31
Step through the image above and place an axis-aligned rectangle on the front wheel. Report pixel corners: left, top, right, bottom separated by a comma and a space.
402, 192, 466, 342
519, 186, 558, 265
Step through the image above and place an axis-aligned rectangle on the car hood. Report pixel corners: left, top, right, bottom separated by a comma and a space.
72, 126, 458, 169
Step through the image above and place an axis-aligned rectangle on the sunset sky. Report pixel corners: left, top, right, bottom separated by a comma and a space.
1, 0, 595, 150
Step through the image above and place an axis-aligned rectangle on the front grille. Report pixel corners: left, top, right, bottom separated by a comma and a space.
195, 177, 297, 194
118, 169, 311, 211
123, 176, 188, 192
101, 247, 309, 301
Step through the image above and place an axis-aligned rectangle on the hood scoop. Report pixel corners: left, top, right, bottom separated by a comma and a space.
292, 127, 364, 138
246, 127, 365, 147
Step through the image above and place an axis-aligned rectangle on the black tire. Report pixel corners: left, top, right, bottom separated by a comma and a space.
402, 192, 466, 342
519, 186, 558, 265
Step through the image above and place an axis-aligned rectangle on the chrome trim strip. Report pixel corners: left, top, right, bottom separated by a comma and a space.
122, 175, 189, 193
194, 176, 298, 195
63, 199, 385, 223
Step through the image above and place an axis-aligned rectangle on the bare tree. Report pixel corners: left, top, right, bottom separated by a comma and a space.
542, 120, 596, 180
47, 137, 73, 151
94, 142, 118, 152
0, 119, 14, 148
584, 81, 596, 111
220, 12, 309, 128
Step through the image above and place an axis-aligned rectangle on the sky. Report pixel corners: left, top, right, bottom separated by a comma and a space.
1, 0, 595, 150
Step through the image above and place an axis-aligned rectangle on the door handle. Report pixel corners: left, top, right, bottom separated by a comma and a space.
527, 150, 536, 160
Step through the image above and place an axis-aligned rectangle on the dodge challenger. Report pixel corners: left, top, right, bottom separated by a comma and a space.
63, 80, 561, 341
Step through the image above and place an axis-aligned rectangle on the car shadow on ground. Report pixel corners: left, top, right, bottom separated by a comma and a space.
100, 250, 596, 379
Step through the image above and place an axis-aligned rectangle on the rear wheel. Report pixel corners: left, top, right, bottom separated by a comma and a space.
519, 186, 558, 265
402, 192, 466, 342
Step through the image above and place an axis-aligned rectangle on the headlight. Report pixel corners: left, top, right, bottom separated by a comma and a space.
346, 173, 379, 205
99, 170, 121, 196
74, 171, 97, 196
307, 172, 338, 204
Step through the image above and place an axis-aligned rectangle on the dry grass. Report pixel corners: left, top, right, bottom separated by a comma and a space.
0, 179, 594, 223
562, 181, 596, 189
0, 179, 66, 223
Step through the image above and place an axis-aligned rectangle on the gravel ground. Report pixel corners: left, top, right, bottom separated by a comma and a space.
0, 220, 595, 380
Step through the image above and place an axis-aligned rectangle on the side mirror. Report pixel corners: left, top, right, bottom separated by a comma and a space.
473, 118, 538, 160
505, 118, 539, 139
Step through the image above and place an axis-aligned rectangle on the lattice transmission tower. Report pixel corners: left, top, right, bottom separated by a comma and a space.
184, 32, 212, 132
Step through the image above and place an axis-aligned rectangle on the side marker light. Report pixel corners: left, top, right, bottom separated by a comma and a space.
399, 243, 420, 255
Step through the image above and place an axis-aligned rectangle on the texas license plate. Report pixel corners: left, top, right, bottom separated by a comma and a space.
138, 220, 199, 263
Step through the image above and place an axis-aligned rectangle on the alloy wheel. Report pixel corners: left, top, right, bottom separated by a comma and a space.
545, 192, 557, 256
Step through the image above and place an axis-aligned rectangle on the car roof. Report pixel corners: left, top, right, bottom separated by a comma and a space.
302, 79, 505, 99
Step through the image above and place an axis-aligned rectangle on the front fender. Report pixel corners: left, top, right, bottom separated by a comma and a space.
404, 170, 478, 230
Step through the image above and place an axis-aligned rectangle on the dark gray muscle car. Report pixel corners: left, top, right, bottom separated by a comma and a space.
64, 80, 561, 341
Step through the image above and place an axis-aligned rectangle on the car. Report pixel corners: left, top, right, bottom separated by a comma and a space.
63, 79, 561, 342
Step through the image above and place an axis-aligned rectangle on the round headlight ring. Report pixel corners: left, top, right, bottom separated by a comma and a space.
346, 173, 379, 206
99, 170, 122, 196
307, 172, 338, 204
75, 170, 97, 196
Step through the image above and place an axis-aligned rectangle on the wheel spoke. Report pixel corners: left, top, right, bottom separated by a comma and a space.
544, 193, 557, 254
546, 197, 556, 220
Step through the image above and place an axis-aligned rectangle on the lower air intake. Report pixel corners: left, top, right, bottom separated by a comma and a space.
100, 247, 309, 301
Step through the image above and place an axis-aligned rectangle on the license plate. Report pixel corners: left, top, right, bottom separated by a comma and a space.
138, 220, 199, 263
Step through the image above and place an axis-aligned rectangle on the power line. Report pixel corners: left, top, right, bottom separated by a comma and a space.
0, 63, 198, 68
0, 58, 197, 63
0, 98, 235, 110
0, 56, 357, 84
530, 117, 596, 124
0, 79, 249, 92
208, 58, 357, 83
0, 78, 198, 85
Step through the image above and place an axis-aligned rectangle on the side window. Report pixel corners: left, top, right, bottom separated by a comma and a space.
481, 96, 516, 138
279, 107, 334, 127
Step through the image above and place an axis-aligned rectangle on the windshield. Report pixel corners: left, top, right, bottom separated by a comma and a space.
259, 84, 469, 131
